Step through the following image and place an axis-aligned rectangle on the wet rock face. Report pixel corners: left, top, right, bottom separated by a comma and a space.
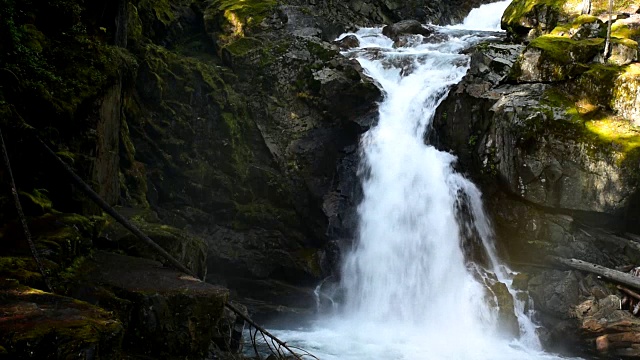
335, 34, 360, 50
122, 0, 383, 319
279, 0, 497, 28
434, 1, 640, 356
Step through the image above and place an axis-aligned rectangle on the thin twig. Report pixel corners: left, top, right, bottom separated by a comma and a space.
226, 302, 304, 359
251, 326, 263, 360
261, 330, 276, 356
0, 128, 53, 292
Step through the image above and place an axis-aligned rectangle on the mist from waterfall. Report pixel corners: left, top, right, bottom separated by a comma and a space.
264, 2, 578, 359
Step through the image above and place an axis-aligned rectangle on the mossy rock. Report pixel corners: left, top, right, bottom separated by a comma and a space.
205, 0, 277, 48
612, 64, 640, 125
0, 211, 98, 290
0, 286, 123, 359
88, 251, 228, 359
572, 63, 622, 107
538, 85, 640, 163
103, 208, 208, 278
502, 0, 637, 42
511, 35, 604, 82
0, 257, 44, 287
501, 0, 568, 41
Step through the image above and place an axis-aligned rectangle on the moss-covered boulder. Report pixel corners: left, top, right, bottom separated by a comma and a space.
511, 35, 604, 82
0, 285, 123, 359
501, 0, 568, 42
502, 0, 640, 42
612, 64, 640, 124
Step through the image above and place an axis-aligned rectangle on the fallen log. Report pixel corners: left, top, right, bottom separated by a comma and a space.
552, 257, 640, 292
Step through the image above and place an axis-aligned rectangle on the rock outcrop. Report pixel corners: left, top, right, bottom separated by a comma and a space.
0, 284, 124, 359
433, 0, 640, 356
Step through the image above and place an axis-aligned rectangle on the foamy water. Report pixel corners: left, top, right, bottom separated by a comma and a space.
255, 2, 579, 359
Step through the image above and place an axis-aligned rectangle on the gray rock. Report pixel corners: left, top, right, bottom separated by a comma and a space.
382, 20, 434, 41
608, 40, 639, 65
335, 34, 360, 50
570, 19, 604, 40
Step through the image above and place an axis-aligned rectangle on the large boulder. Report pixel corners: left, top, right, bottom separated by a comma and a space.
613, 64, 640, 125
68, 251, 229, 359
123, 0, 381, 318
382, 20, 434, 40
510, 35, 604, 82
501, 0, 565, 42
0, 284, 124, 359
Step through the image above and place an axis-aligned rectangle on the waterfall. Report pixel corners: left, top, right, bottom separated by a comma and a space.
266, 2, 577, 359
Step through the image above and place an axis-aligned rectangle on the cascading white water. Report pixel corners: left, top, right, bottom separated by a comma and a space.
264, 2, 578, 359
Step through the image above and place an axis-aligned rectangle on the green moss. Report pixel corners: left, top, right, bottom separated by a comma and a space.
611, 37, 639, 48
502, 0, 565, 25
223, 36, 263, 57
306, 40, 339, 62
585, 118, 640, 153
0, 257, 42, 284
574, 63, 622, 105
529, 35, 604, 63
3, 286, 124, 357
212, 0, 276, 28
612, 23, 640, 41
539, 86, 640, 163
572, 14, 598, 26
501, 0, 566, 36
127, 4, 143, 42
19, 189, 52, 212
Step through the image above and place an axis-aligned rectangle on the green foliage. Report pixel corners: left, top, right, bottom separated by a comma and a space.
18, 189, 52, 212
222, 36, 263, 57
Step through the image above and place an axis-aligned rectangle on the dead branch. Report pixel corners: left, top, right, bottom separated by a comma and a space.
618, 285, 640, 301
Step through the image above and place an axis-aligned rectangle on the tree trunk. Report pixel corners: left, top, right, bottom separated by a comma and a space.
603, 0, 613, 59
581, 0, 591, 14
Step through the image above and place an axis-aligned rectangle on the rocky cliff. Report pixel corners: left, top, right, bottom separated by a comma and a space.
433, 0, 640, 357
0, 0, 499, 358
